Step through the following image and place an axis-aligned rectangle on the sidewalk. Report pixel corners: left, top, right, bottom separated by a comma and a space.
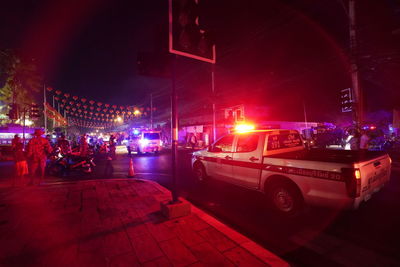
0, 178, 288, 267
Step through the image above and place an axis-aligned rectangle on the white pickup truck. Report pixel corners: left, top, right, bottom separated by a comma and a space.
192, 129, 391, 216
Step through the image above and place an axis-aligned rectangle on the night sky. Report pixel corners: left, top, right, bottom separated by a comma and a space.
1, 0, 399, 122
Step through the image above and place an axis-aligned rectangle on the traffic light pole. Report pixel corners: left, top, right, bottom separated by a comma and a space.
349, 0, 362, 127
171, 55, 179, 203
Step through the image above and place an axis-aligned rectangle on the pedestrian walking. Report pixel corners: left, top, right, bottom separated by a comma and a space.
27, 129, 52, 185
11, 135, 28, 186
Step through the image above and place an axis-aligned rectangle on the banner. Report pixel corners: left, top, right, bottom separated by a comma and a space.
45, 103, 67, 126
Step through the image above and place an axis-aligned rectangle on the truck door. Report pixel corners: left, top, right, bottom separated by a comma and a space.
231, 133, 263, 189
207, 134, 234, 180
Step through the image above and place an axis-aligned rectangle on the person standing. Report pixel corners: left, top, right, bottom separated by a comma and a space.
109, 135, 116, 159
79, 134, 89, 157
350, 131, 360, 150
57, 134, 71, 155
190, 133, 197, 150
103, 145, 114, 177
11, 134, 20, 148
360, 130, 370, 150
27, 129, 52, 185
11, 135, 28, 186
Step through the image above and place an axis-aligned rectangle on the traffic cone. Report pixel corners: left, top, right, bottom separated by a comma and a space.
127, 158, 135, 178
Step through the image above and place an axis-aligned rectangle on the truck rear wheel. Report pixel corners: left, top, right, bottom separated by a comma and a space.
193, 162, 207, 182
267, 180, 303, 217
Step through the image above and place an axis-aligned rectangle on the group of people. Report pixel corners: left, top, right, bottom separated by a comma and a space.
10, 130, 98, 186
345, 130, 371, 150
11, 129, 52, 186
309, 126, 397, 151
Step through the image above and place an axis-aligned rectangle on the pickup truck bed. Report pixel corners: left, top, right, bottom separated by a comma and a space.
268, 148, 387, 164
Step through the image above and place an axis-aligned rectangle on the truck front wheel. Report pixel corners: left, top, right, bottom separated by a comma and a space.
267, 180, 303, 217
193, 162, 207, 182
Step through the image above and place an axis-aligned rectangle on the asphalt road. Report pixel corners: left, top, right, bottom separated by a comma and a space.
1, 148, 400, 266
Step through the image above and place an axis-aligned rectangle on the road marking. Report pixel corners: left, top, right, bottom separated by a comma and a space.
134, 172, 171, 177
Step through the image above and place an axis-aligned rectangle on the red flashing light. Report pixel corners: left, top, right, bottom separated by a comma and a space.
234, 123, 255, 133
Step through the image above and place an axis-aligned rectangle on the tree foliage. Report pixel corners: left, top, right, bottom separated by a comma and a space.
0, 50, 42, 107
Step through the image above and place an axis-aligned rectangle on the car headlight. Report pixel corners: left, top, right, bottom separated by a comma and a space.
139, 139, 149, 145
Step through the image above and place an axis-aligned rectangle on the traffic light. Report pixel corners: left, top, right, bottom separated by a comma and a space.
169, 0, 216, 63
340, 88, 353, 113
30, 103, 40, 119
7, 103, 19, 120
224, 105, 245, 123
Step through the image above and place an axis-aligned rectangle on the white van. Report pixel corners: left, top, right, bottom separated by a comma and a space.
128, 130, 162, 154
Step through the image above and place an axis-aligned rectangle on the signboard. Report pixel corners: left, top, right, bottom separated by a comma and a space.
341, 88, 353, 113
185, 125, 203, 133
267, 133, 302, 151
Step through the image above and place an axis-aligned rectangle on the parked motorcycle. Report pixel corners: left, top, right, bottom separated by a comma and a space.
47, 146, 96, 177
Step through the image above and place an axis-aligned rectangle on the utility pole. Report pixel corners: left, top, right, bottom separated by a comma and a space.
211, 65, 217, 143
349, 0, 362, 127
150, 93, 153, 129
303, 100, 308, 129
52, 95, 56, 128
64, 109, 67, 137
22, 107, 26, 147
11, 79, 17, 124
44, 85, 47, 134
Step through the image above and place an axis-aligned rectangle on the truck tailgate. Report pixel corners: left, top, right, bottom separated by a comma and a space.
356, 154, 391, 201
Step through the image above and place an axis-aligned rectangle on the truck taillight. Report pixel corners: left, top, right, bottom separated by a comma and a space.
355, 169, 361, 180
342, 168, 361, 198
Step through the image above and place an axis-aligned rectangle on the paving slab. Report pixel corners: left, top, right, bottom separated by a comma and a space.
0, 178, 288, 267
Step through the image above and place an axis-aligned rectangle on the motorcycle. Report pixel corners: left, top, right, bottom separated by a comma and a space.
47, 146, 96, 177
